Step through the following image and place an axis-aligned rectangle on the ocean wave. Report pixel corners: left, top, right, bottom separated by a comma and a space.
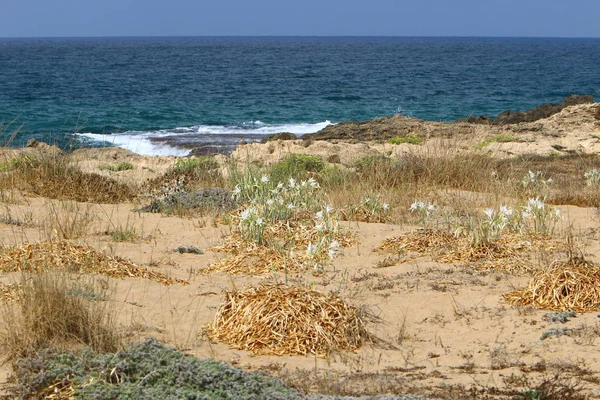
79, 132, 191, 157
78, 121, 332, 157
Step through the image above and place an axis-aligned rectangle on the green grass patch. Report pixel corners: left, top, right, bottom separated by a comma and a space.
476, 134, 516, 150
173, 156, 218, 173
270, 153, 325, 182
98, 162, 134, 172
387, 134, 422, 145
109, 227, 139, 242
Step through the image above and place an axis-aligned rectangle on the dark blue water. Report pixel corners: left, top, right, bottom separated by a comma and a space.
1, 37, 599, 155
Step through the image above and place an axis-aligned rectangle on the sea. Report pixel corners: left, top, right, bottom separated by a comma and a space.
1, 37, 599, 156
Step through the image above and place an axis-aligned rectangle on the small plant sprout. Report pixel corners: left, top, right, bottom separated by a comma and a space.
584, 168, 600, 186
410, 200, 435, 230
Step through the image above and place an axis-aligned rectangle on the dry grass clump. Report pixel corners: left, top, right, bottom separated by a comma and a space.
0, 241, 187, 285
377, 230, 565, 274
0, 154, 136, 203
505, 257, 600, 312
0, 271, 121, 358
377, 229, 456, 253
205, 221, 355, 275
0, 282, 21, 302
204, 284, 371, 356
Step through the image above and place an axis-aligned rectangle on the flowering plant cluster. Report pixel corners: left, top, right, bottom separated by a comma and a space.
469, 205, 514, 246
519, 197, 562, 234
521, 170, 552, 192
584, 168, 600, 187
410, 200, 435, 230
345, 194, 390, 222
233, 173, 344, 267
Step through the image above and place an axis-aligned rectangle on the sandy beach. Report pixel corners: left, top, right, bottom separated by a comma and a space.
1, 102, 600, 399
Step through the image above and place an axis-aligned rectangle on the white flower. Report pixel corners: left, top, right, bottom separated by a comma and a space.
382, 203, 389, 211
240, 208, 253, 221
256, 218, 264, 226
555, 208, 562, 218
316, 211, 324, 219
315, 223, 324, 231
266, 199, 274, 206
528, 198, 544, 210
308, 177, 318, 188
499, 205, 513, 217
288, 178, 296, 188
484, 208, 495, 218
410, 201, 420, 211
325, 205, 334, 214
327, 241, 340, 259
300, 180, 307, 187
307, 242, 317, 256
277, 182, 284, 189
522, 211, 531, 219
287, 203, 295, 210
261, 175, 270, 184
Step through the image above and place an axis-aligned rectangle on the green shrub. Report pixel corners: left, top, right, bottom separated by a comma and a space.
387, 134, 422, 145
9, 338, 301, 399
173, 156, 218, 173
318, 165, 353, 189
98, 162, 134, 172
270, 154, 325, 182
476, 134, 516, 150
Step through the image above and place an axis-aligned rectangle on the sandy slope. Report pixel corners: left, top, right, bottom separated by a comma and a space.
1, 104, 600, 398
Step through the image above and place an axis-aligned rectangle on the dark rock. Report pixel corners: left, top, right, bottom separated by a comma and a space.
261, 132, 297, 143
25, 138, 64, 154
457, 116, 493, 125
563, 94, 594, 106
327, 154, 341, 164
494, 95, 594, 125
189, 146, 228, 157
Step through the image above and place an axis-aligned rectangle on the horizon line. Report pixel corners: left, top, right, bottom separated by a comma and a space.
1, 34, 600, 40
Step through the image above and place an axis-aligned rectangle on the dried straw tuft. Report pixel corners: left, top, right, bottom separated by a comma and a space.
205, 284, 371, 356
377, 230, 565, 274
0, 241, 187, 285
0, 282, 21, 302
504, 257, 600, 312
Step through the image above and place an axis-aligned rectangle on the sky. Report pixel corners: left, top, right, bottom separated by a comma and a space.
1, 0, 599, 38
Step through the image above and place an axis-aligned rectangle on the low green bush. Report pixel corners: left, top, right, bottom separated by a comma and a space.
387, 134, 422, 145
270, 154, 325, 182
98, 162, 134, 172
9, 338, 301, 399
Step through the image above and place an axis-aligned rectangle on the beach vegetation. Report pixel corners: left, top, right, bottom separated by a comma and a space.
388, 134, 422, 145
98, 162, 133, 172
0, 271, 121, 360
269, 153, 324, 182
0, 154, 136, 203
475, 134, 516, 149
6, 338, 299, 400
173, 156, 218, 173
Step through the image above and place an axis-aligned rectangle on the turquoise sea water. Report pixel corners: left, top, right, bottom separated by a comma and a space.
1, 37, 599, 155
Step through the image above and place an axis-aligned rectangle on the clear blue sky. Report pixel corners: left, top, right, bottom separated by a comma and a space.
2, 0, 599, 38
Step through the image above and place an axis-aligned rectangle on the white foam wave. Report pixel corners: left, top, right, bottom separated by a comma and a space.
78, 121, 332, 157
79, 132, 191, 157
192, 121, 332, 135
